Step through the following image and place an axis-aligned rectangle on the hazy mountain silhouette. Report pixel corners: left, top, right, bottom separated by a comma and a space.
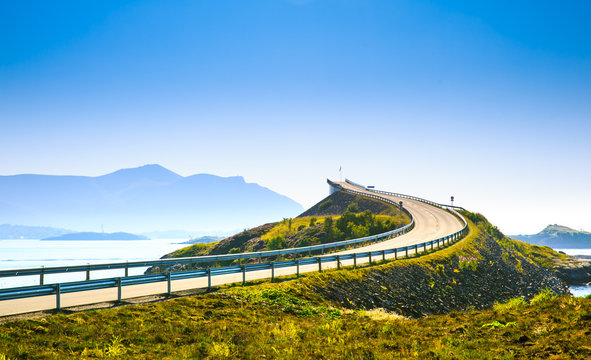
42, 232, 149, 241
512, 224, 591, 249
0, 224, 72, 240
0, 165, 303, 233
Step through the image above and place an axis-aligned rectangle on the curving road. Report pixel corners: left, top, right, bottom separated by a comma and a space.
0, 181, 465, 316
334, 181, 464, 252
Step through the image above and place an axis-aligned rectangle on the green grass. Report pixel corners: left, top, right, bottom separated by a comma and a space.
493, 297, 526, 312
166, 241, 218, 258
0, 289, 589, 359
261, 216, 328, 241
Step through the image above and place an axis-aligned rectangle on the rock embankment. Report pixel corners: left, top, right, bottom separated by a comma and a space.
305, 224, 570, 318
554, 257, 591, 285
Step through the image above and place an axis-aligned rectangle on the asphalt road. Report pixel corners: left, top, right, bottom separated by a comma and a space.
0, 182, 464, 316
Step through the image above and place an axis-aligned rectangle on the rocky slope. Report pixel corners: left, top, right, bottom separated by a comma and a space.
298, 212, 573, 318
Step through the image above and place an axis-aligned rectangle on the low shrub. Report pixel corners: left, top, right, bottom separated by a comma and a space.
530, 289, 556, 305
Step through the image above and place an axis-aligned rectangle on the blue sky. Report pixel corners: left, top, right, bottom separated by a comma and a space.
1, 0, 590, 235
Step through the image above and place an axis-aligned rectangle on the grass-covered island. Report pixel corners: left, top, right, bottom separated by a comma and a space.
1, 194, 590, 359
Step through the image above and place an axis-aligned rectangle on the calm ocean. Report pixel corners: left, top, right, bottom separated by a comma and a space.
0, 239, 190, 288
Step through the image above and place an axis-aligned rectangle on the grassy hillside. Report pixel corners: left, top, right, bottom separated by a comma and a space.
298, 190, 403, 217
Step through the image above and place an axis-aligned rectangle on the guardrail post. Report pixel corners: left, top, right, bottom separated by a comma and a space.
394, 248, 397, 259
405, 247, 409, 258
40, 266, 45, 285
55, 283, 61, 311
86, 265, 90, 281
382, 250, 385, 262
118, 277, 122, 302
207, 268, 212, 290
431, 241, 434, 250
125, 262, 129, 277
353, 253, 357, 267
242, 265, 246, 285
167, 272, 172, 295
271, 263, 275, 282
369, 252, 372, 265
296, 259, 300, 278
337, 255, 341, 269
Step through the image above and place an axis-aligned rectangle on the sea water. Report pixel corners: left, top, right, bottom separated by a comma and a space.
0, 239, 190, 288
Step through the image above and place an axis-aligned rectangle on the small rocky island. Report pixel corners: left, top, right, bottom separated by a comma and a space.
42, 232, 149, 241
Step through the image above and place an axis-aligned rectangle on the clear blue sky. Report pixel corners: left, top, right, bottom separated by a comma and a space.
1, 0, 590, 235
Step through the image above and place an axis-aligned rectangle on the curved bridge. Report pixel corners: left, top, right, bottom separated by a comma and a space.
0, 180, 468, 316
335, 180, 465, 252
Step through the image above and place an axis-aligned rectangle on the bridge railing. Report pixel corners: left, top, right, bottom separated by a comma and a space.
0, 181, 469, 312
344, 178, 466, 210
0, 183, 415, 285
0, 220, 468, 308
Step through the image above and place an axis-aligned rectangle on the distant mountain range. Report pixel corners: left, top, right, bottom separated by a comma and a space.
0, 224, 72, 240
0, 165, 303, 234
42, 232, 149, 241
511, 225, 591, 249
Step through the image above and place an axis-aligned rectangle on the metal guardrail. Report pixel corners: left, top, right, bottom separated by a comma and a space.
0, 184, 414, 283
0, 181, 469, 312
344, 179, 466, 210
